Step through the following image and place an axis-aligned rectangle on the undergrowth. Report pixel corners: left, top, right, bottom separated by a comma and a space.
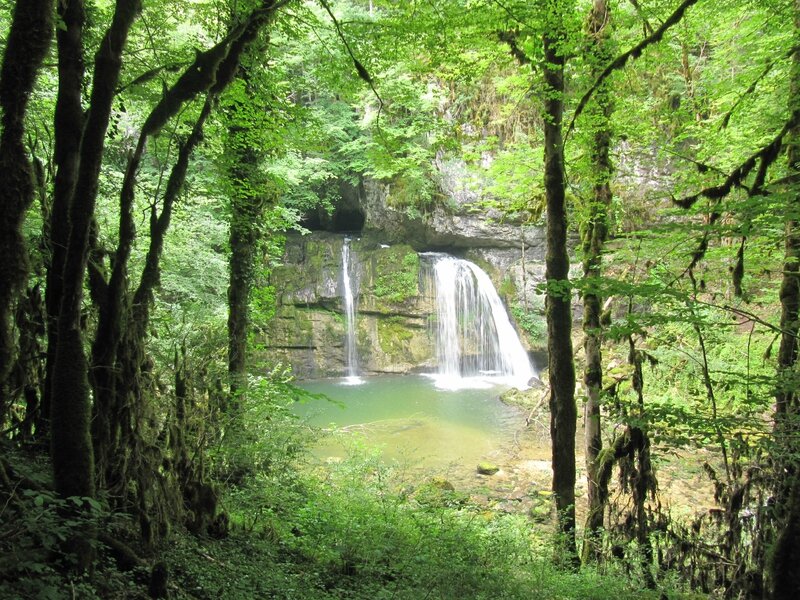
163, 438, 700, 600
1, 398, 704, 600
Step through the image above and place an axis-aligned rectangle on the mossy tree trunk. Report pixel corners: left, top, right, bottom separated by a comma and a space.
772, 472, 800, 599
227, 139, 268, 406
582, 0, 614, 564
51, 0, 142, 502
85, 2, 283, 541
223, 61, 279, 481
90, 29, 241, 491
543, 18, 578, 567
771, 0, 800, 594
0, 0, 53, 413
221, 23, 279, 410
42, 0, 86, 439
86, 4, 282, 541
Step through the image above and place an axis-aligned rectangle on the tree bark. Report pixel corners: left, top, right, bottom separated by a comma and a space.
51, 0, 142, 500
88, 1, 283, 490
219, 11, 281, 406
43, 0, 86, 438
582, 0, 614, 563
543, 28, 578, 566
92, 99, 213, 490
227, 141, 268, 404
772, 472, 800, 600
82, 4, 284, 539
776, 1, 800, 422
89, 27, 241, 466
0, 0, 53, 410
770, 0, 800, 593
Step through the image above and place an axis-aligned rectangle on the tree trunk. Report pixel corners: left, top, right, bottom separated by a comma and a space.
51, 0, 142, 501
227, 142, 267, 405
582, 0, 614, 563
0, 0, 53, 410
42, 0, 86, 439
776, 0, 800, 422
543, 28, 578, 566
771, 0, 800, 593
219, 18, 281, 407
89, 26, 241, 476
772, 472, 800, 600
85, 2, 282, 538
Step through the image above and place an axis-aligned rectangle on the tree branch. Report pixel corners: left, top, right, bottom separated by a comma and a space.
673, 111, 799, 208
566, 0, 701, 140
721, 44, 800, 129
318, 0, 384, 110
498, 30, 532, 67
116, 61, 187, 94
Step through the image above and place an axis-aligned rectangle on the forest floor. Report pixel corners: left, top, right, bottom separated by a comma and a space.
1, 389, 717, 600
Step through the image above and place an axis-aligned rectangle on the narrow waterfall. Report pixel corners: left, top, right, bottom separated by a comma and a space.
341, 238, 363, 385
424, 254, 535, 390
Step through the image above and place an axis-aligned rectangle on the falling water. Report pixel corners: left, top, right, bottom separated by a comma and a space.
341, 238, 363, 385
424, 254, 536, 390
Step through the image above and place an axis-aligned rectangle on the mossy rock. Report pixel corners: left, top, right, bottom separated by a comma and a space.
371, 246, 420, 305
498, 275, 517, 298
529, 501, 552, 523
427, 476, 455, 491
477, 462, 500, 476
377, 317, 414, 352
375, 316, 429, 365
414, 477, 467, 508
499, 387, 544, 414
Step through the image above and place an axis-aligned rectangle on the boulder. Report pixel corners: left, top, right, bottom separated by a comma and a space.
477, 462, 500, 476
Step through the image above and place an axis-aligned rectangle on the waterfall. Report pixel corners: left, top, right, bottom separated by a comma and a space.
341, 238, 363, 385
424, 254, 536, 390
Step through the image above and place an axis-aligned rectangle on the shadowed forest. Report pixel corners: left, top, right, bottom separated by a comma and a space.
1, 0, 800, 598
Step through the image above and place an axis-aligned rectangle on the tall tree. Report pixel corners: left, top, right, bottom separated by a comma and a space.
542, 1, 578, 566
770, 1, 800, 595
224, 72, 275, 408
581, 0, 614, 562
50, 0, 142, 502
42, 0, 86, 438
0, 0, 53, 409
84, 1, 290, 539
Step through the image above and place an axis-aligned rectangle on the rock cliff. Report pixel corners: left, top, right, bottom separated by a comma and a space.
261, 161, 552, 379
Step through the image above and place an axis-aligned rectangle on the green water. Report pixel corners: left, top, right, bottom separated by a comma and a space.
295, 374, 525, 474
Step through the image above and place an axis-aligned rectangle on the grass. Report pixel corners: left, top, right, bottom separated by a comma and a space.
160, 445, 702, 600
1, 415, 706, 600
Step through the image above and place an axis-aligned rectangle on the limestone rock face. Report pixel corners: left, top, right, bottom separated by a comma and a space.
261, 146, 574, 379
260, 233, 440, 378
361, 177, 548, 252
259, 227, 553, 378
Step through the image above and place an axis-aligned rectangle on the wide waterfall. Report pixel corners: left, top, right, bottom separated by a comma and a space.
341, 238, 363, 385
424, 254, 536, 390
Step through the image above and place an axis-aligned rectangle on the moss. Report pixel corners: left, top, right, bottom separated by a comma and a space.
268, 306, 317, 346
498, 276, 517, 298
477, 462, 500, 476
373, 249, 419, 304
271, 238, 335, 297
377, 317, 414, 358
